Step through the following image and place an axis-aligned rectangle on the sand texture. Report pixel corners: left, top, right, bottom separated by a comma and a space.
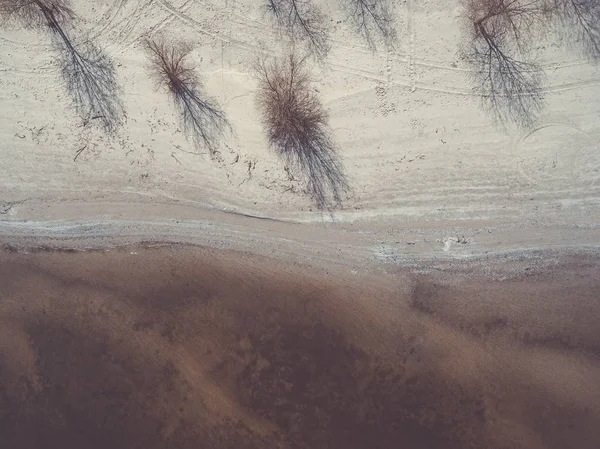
1, 1, 600, 448
0, 0, 598, 258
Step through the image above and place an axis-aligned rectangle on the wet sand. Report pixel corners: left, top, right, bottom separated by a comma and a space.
0, 244, 599, 449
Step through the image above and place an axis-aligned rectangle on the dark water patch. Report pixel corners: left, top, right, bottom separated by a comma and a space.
1, 245, 599, 449
229, 320, 488, 449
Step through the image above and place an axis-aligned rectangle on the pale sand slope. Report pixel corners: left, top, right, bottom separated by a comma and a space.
1, 0, 599, 261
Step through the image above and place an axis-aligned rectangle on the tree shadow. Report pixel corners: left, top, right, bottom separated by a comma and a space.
551, 0, 600, 61
340, 0, 397, 50
52, 28, 124, 134
460, 0, 547, 127
266, 0, 330, 60
0, 0, 125, 134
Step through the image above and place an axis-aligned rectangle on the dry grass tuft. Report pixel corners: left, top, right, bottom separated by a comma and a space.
256, 53, 349, 210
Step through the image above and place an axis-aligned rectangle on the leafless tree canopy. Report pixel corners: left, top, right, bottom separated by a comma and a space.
145, 37, 231, 157
266, 0, 330, 59
0, 0, 124, 133
340, 0, 396, 49
461, 0, 547, 126
0, 0, 74, 29
256, 54, 349, 210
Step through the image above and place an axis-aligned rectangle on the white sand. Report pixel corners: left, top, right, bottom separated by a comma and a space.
1, 0, 599, 264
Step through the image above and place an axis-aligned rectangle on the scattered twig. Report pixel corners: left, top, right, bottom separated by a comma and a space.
73, 144, 87, 161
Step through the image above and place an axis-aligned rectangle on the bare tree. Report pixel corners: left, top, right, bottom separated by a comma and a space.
461, 0, 547, 126
0, 0, 74, 28
339, 0, 397, 49
0, 0, 124, 133
145, 37, 231, 157
255, 53, 349, 210
265, 0, 330, 60
546, 0, 600, 60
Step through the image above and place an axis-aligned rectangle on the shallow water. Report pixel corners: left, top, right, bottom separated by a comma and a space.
1, 244, 599, 449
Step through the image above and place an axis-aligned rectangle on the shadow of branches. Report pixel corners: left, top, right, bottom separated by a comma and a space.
460, 0, 600, 127
52, 27, 124, 134
256, 53, 349, 211
266, 0, 330, 60
340, 0, 397, 49
0, 0, 124, 134
548, 0, 600, 60
145, 37, 231, 158
460, 0, 546, 127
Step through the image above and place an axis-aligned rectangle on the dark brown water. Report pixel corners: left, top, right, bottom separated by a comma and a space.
1, 244, 599, 449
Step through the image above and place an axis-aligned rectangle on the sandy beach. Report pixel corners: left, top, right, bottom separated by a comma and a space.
1, 0, 600, 447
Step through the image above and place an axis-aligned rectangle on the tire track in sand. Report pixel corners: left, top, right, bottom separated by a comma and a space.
406, 0, 417, 92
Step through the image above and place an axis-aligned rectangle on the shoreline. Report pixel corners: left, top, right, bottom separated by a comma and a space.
2, 214, 599, 280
